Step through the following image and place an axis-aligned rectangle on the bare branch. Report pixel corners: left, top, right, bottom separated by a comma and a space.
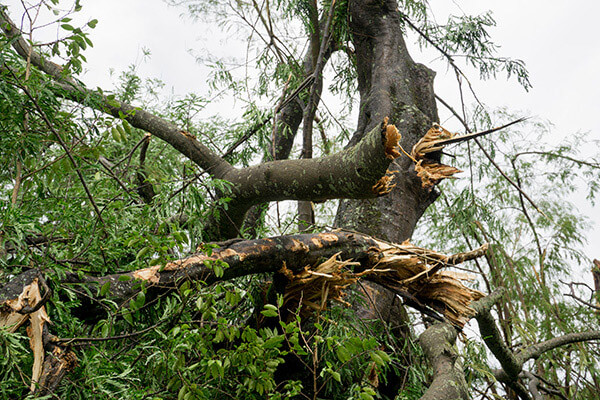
516, 331, 600, 364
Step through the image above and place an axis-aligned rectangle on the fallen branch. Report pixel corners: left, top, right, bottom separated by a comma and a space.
57, 231, 486, 328
0, 270, 76, 394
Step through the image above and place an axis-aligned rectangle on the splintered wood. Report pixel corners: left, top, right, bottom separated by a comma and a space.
280, 254, 361, 316
411, 123, 462, 189
414, 160, 461, 190
382, 117, 402, 159
371, 174, 396, 196
411, 123, 455, 159
0, 277, 50, 391
0, 272, 77, 395
280, 241, 488, 328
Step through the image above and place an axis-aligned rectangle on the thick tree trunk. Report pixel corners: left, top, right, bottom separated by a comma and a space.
333, 1, 442, 397
336, 0, 439, 242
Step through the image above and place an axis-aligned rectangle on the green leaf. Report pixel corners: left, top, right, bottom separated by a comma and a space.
195, 297, 204, 310
370, 352, 383, 366
88, 19, 98, 28
122, 309, 133, 325
178, 385, 187, 400
336, 346, 351, 363
331, 370, 341, 383
135, 291, 146, 308
117, 125, 127, 140
111, 127, 122, 142
122, 120, 132, 134
137, 246, 150, 260
61, 23, 74, 31
107, 98, 121, 108
99, 281, 111, 296
261, 309, 278, 318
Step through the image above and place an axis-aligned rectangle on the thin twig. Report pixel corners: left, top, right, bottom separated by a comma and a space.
56, 318, 168, 345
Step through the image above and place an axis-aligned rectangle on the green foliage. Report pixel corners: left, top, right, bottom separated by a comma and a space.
400, 3, 532, 90
0, 328, 31, 398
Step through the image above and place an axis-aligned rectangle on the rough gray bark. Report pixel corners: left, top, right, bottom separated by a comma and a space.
335, 0, 439, 243
419, 323, 469, 400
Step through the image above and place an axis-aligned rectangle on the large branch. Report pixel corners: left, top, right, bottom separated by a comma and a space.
0, 6, 233, 178
2, 231, 487, 396
55, 231, 486, 327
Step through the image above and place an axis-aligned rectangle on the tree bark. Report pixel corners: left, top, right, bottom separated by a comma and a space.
335, 0, 439, 243
419, 323, 469, 400
53, 231, 485, 323
331, 1, 444, 397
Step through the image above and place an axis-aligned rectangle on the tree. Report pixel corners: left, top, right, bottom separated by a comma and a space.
1, 1, 599, 399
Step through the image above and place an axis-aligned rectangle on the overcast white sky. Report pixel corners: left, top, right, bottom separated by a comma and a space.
4, 1, 600, 271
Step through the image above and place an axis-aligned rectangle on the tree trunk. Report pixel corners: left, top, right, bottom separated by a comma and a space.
336, 0, 439, 242
334, 1, 442, 396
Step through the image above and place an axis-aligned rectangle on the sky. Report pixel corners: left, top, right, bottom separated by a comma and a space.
4, 0, 600, 272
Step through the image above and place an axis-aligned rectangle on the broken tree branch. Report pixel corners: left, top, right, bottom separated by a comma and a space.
55, 231, 486, 327
1, 7, 409, 239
